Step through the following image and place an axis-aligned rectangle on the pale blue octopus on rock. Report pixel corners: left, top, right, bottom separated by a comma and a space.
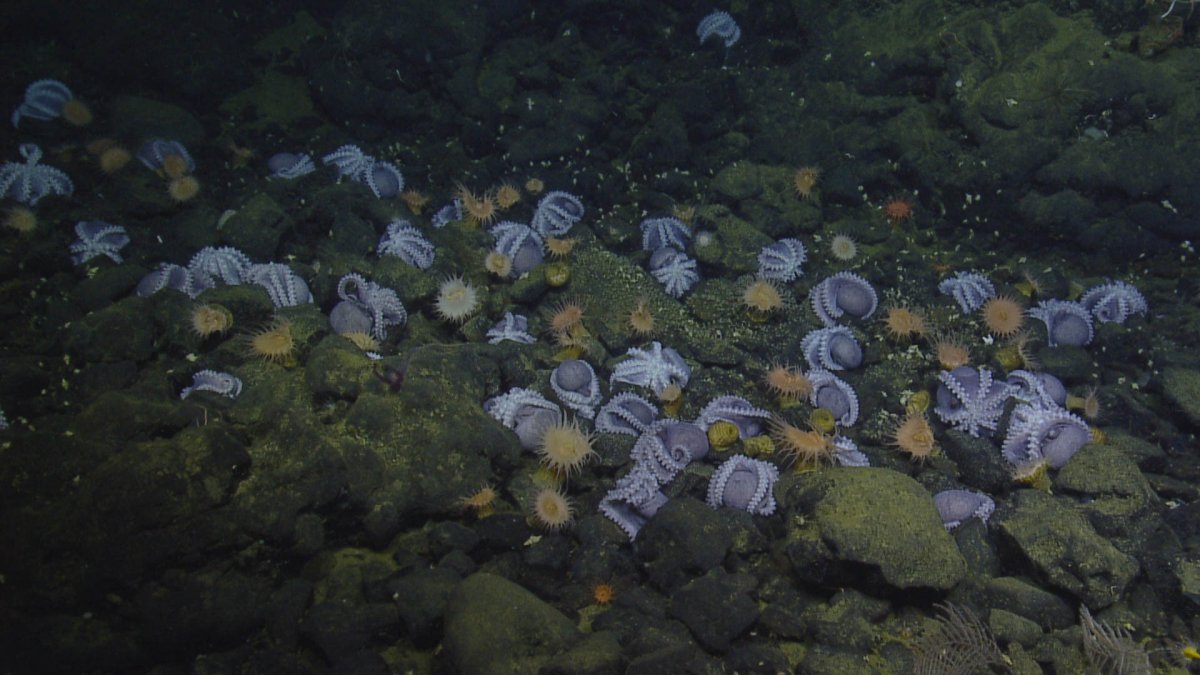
648, 246, 699, 298
489, 221, 544, 276
484, 387, 561, 450
933, 489, 995, 530
1006, 370, 1067, 408
321, 144, 404, 198
136, 263, 196, 298
630, 420, 709, 483
0, 143, 73, 205
697, 10, 741, 48
379, 220, 435, 270
189, 246, 252, 291
801, 325, 863, 371
69, 221, 129, 265
1001, 403, 1091, 469
599, 464, 670, 540
832, 435, 869, 466
807, 368, 859, 426
333, 272, 406, 341
1028, 299, 1093, 347
244, 263, 313, 308
11, 79, 74, 127
550, 359, 602, 419
757, 238, 807, 282
611, 341, 691, 397
486, 312, 536, 345
707, 455, 777, 516
1080, 280, 1147, 324
531, 190, 584, 237
810, 271, 877, 326
266, 152, 316, 180
938, 271, 995, 313
595, 392, 658, 437
640, 216, 692, 251
934, 365, 1015, 437
137, 139, 195, 174
180, 370, 243, 400
696, 395, 771, 438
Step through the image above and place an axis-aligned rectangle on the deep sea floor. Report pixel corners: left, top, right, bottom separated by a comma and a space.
1, 0, 1199, 673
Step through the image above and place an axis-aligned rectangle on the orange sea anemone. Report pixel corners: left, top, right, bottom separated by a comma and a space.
742, 279, 784, 316
340, 331, 381, 352
98, 145, 132, 174
591, 582, 616, 606
456, 185, 498, 225
191, 303, 233, 338
400, 189, 430, 214
524, 177, 545, 195
763, 363, 812, 402
981, 295, 1026, 338
460, 484, 499, 517
883, 306, 928, 341
932, 332, 972, 370
3, 207, 37, 234
484, 250, 513, 278
537, 414, 597, 476
532, 486, 574, 531
161, 153, 191, 179
494, 182, 521, 209
627, 298, 655, 336
770, 417, 836, 468
246, 318, 296, 365
793, 166, 820, 199
547, 297, 586, 336
168, 175, 201, 202
889, 411, 937, 462
883, 195, 915, 225
545, 236, 577, 259
829, 234, 858, 262
61, 98, 92, 127
435, 275, 480, 323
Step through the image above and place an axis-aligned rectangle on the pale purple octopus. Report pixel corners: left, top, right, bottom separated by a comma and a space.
629, 420, 710, 483
332, 272, 406, 341
696, 395, 771, 438
707, 455, 778, 516
932, 489, 995, 531
599, 465, 670, 540
1028, 299, 1093, 347
610, 341, 691, 397
1001, 403, 1091, 469
1079, 280, 1147, 325
938, 271, 995, 313
801, 326, 863, 371
808, 368, 859, 426
810, 272, 877, 326
550, 359, 602, 420
595, 392, 659, 437
484, 387, 562, 450
934, 366, 1015, 437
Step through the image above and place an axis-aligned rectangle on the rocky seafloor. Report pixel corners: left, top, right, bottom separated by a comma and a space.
1, 0, 1199, 673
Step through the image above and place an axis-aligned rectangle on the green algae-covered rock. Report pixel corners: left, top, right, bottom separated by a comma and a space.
668, 571, 760, 652
636, 497, 736, 591
996, 490, 1138, 607
1161, 367, 1200, 428
443, 573, 581, 675
713, 161, 764, 201
1056, 443, 1161, 558
63, 295, 157, 363
219, 192, 294, 260
342, 342, 516, 519
779, 468, 966, 591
